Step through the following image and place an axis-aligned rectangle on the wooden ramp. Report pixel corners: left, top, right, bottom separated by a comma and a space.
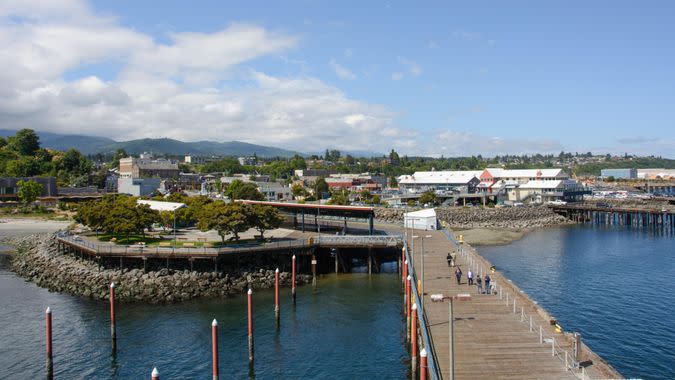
408, 229, 619, 380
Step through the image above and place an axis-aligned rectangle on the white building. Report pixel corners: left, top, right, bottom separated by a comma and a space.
398, 171, 482, 193
404, 208, 437, 231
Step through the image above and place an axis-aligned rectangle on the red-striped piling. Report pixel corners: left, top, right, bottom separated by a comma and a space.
420, 348, 428, 380
151, 367, 159, 380
291, 255, 297, 304
403, 259, 408, 309
247, 288, 254, 366
274, 268, 280, 326
411, 303, 418, 379
212, 319, 219, 380
406, 275, 411, 342
110, 282, 117, 354
46, 307, 53, 380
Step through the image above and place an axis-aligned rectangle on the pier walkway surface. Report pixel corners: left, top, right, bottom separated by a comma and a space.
408, 228, 622, 380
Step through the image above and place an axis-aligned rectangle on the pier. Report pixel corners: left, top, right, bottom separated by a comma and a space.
550, 204, 674, 233
404, 227, 623, 380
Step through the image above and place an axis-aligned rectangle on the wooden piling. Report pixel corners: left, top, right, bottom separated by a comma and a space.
274, 268, 280, 327
406, 275, 411, 342
291, 255, 296, 304
247, 288, 254, 366
411, 303, 418, 379
46, 307, 53, 380
212, 319, 219, 380
420, 347, 428, 380
110, 283, 117, 355
311, 254, 317, 287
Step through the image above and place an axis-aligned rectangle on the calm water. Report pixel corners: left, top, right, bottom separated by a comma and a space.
479, 224, 675, 380
0, 254, 407, 379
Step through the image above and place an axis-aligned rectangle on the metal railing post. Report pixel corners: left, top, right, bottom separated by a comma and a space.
539, 326, 543, 344
521, 307, 524, 322
529, 315, 532, 332
513, 298, 516, 314
551, 337, 555, 357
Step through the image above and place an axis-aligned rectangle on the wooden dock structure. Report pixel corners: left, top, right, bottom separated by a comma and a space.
550, 204, 674, 233
405, 228, 623, 380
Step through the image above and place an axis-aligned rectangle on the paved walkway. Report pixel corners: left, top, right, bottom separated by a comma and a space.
408, 228, 613, 380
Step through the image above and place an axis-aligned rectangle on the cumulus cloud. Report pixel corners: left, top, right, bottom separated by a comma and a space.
434, 130, 563, 156
398, 56, 422, 76
329, 59, 357, 80
0, 0, 418, 153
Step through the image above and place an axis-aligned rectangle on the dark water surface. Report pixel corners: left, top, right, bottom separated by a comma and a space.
479, 224, 675, 380
0, 254, 407, 379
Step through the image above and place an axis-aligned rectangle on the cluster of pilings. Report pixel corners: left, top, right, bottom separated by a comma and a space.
555, 206, 674, 235
43, 256, 302, 379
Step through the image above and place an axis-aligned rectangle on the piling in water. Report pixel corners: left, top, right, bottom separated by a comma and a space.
411, 303, 418, 379
311, 254, 317, 287
247, 288, 254, 366
110, 283, 117, 355
212, 319, 218, 380
274, 268, 280, 327
406, 275, 411, 343
151, 367, 159, 380
291, 255, 296, 304
46, 306, 53, 380
420, 348, 428, 380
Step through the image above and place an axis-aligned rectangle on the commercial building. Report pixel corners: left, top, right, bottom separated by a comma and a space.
600, 168, 637, 179
637, 169, 675, 180
118, 157, 180, 179
397, 171, 482, 193
117, 178, 162, 197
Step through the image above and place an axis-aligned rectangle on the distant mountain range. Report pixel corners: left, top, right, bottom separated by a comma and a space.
0, 130, 303, 158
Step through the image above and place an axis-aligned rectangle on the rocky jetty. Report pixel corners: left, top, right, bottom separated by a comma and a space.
375, 205, 571, 229
5, 234, 310, 303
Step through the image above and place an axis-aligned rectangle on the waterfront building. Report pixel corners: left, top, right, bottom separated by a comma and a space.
403, 208, 437, 230
397, 171, 482, 193
600, 168, 637, 179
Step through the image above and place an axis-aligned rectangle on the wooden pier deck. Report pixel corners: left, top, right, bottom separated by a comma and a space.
408, 228, 622, 380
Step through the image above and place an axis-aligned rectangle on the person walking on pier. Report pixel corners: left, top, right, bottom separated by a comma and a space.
455, 267, 462, 285
484, 274, 491, 294
476, 275, 483, 294
467, 270, 474, 286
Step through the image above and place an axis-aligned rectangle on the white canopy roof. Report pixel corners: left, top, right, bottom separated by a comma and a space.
137, 199, 186, 212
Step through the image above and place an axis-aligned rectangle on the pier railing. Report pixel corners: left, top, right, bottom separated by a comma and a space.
442, 226, 639, 380
404, 239, 442, 380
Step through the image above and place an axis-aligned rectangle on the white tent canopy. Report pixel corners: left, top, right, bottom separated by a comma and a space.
136, 200, 186, 212
404, 208, 437, 231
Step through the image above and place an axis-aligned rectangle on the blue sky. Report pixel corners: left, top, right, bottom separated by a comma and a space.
1, 0, 673, 157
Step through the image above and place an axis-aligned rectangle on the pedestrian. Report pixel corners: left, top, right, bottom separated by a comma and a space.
476, 275, 483, 294
454, 267, 462, 285
446, 253, 452, 267
467, 270, 474, 286
484, 274, 492, 294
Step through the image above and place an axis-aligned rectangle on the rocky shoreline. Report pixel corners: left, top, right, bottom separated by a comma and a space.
5, 234, 310, 303
375, 205, 572, 230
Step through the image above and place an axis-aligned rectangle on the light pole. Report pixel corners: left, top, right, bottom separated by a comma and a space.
413, 234, 432, 314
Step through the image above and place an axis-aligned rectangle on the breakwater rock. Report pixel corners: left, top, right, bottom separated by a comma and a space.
5, 234, 311, 303
375, 205, 571, 229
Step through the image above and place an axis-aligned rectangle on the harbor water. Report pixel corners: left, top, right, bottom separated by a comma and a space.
0, 252, 408, 379
479, 224, 675, 380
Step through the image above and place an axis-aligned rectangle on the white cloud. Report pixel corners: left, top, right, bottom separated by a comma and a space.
0, 0, 421, 153
391, 72, 404, 81
329, 59, 356, 80
435, 130, 563, 156
398, 56, 422, 76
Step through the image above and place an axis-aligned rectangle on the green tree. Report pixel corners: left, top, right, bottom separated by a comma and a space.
289, 154, 306, 170
313, 177, 329, 198
291, 183, 307, 198
5, 157, 41, 177
16, 179, 42, 205
8, 129, 40, 156
389, 149, 400, 165
197, 201, 250, 242
225, 180, 264, 201
249, 204, 284, 240
328, 189, 350, 205
110, 149, 127, 168
418, 190, 437, 206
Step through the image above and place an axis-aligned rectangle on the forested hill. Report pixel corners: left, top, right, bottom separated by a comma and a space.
0, 130, 301, 158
